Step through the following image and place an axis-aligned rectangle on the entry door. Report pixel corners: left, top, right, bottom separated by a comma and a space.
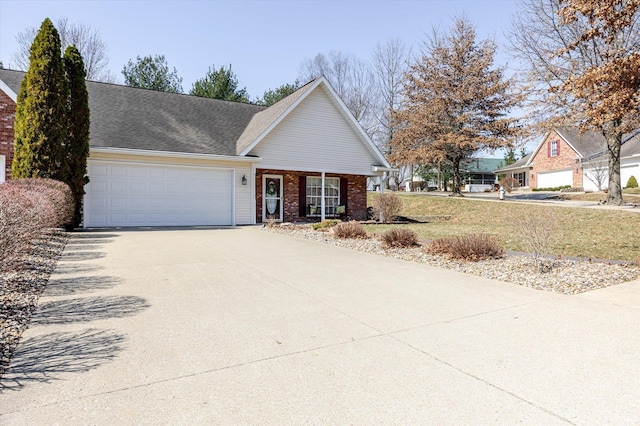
263, 174, 283, 221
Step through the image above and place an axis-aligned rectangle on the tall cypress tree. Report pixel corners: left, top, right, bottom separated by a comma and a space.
64, 45, 90, 227
12, 18, 68, 179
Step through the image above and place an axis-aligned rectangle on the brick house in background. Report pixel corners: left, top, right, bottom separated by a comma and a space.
0, 79, 15, 183
494, 127, 640, 190
0, 69, 391, 226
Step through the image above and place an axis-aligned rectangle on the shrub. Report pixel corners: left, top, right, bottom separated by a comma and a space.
332, 221, 368, 239
626, 175, 638, 189
426, 234, 504, 261
6, 178, 73, 228
372, 192, 402, 223
312, 219, 340, 231
532, 185, 571, 192
514, 208, 560, 273
381, 228, 420, 249
498, 177, 520, 193
0, 185, 48, 271
263, 219, 280, 228
0, 178, 73, 272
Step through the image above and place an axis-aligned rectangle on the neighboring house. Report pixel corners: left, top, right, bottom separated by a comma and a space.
404, 157, 502, 192
0, 69, 391, 227
493, 153, 532, 188
494, 127, 640, 190
461, 157, 503, 192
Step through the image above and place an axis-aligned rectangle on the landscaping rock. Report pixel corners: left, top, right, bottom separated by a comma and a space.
265, 224, 640, 295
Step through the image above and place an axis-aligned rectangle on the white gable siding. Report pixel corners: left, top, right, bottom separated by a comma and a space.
248, 86, 379, 175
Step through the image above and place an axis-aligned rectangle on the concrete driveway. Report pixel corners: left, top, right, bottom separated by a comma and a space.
1, 227, 639, 424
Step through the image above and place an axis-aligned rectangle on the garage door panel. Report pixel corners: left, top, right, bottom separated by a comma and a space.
538, 170, 573, 188
86, 161, 234, 227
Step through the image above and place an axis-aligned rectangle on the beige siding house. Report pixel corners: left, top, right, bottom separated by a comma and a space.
0, 70, 390, 227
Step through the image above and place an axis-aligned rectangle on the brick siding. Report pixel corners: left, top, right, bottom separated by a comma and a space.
0, 89, 15, 180
255, 168, 367, 223
530, 130, 582, 189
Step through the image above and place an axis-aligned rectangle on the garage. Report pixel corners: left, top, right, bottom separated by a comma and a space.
84, 161, 233, 227
536, 169, 573, 189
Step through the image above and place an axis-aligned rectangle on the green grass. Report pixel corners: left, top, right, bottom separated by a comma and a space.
367, 193, 640, 262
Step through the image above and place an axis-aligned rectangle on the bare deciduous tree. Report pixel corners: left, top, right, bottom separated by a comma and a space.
510, 0, 640, 205
298, 51, 376, 135
371, 38, 409, 154
390, 17, 519, 196
582, 156, 609, 191
372, 38, 410, 189
11, 17, 115, 82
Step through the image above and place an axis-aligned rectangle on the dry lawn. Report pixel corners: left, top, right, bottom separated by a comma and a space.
366, 193, 640, 262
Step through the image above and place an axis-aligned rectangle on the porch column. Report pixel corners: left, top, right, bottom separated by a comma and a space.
321, 172, 326, 221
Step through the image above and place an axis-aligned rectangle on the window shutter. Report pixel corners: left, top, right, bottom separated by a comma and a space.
547, 141, 551, 157
557, 140, 560, 156
340, 178, 348, 208
298, 176, 307, 217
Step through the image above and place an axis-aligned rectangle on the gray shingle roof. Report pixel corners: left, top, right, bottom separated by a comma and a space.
236, 80, 314, 154
0, 68, 265, 156
555, 127, 607, 157
494, 153, 532, 173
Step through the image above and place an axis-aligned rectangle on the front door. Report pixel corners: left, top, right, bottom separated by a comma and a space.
263, 174, 283, 221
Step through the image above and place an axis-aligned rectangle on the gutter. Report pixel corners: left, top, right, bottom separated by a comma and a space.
90, 147, 262, 163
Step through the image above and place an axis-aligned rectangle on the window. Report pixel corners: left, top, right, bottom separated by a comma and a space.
306, 177, 340, 216
550, 140, 559, 157
515, 172, 526, 187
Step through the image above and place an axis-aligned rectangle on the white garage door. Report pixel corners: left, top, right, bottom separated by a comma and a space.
537, 170, 573, 189
85, 161, 233, 227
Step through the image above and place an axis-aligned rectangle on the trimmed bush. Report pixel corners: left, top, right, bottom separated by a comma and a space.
312, 219, 340, 231
532, 185, 571, 192
372, 192, 402, 223
6, 178, 74, 227
626, 175, 638, 189
332, 221, 368, 239
426, 234, 504, 261
381, 228, 420, 249
0, 178, 73, 272
498, 177, 520, 193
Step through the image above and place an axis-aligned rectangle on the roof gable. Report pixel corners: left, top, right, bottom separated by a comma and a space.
237, 77, 389, 167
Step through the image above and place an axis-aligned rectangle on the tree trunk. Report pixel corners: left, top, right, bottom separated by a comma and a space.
451, 156, 464, 196
604, 128, 624, 205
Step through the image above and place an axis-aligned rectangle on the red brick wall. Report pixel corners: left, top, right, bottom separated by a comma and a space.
0, 89, 15, 180
255, 168, 367, 223
530, 130, 582, 189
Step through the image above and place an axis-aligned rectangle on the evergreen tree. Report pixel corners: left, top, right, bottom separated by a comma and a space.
12, 18, 68, 180
504, 148, 517, 166
256, 81, 299, 106
64, 45, 90, 227
190, 65, 249, 102
122, 54, 183, 93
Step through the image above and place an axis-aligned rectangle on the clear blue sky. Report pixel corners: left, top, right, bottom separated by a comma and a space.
0, 0, 518, 99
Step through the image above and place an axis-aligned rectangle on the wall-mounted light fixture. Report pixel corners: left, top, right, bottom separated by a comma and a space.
241, 174, 247, 185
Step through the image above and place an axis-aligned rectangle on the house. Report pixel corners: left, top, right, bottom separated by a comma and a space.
461, 157, 503, 192
0, 69, 391, 227
494, 127, 640, 190
403, 157, 502, 192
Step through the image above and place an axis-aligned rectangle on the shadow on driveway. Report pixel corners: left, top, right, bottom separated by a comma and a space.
0, 329, 126, 392
31, 296, 150, 325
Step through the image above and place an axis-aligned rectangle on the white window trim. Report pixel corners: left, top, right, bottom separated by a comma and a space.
262, 174, 283, 222
306, 176, 340, 218
550, 140, 559, 157
0, 155, 5, 183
